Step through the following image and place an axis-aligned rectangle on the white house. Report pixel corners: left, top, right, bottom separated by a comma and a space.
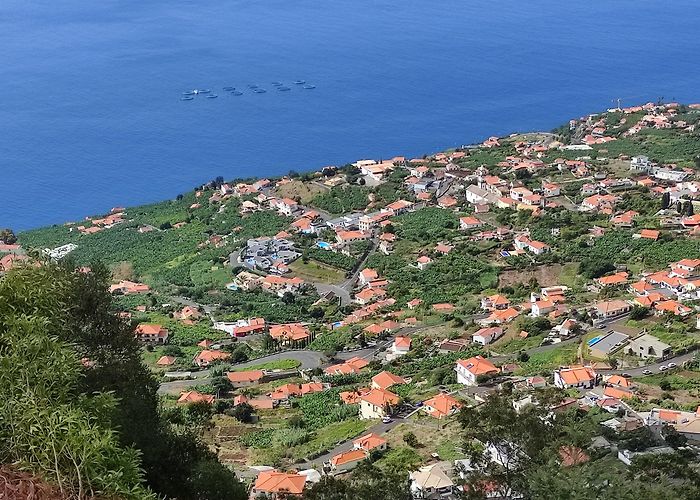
553, 366, 597, 389
358, 388, 400, 420
456, 356, 499, 386
530, 300, 555, 317
472, 327, 503, 345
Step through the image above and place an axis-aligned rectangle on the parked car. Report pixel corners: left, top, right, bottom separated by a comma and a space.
382, 416, 392, 424
668, 362, 677, 369
621, 373, 632, 378
642, 369, 652, 375
659, 365, 668, 372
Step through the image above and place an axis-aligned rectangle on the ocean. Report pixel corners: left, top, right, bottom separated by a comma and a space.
2, 0, 699, 231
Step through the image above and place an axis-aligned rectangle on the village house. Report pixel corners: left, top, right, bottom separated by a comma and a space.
269, 323, 311, 346
354, 287, 387, 305
109, 280, 150, 295
359, 388, 400, 420
156, 355, 176, 366
416, 255, 433, 270
261, 275, 305, 296
432, 303, 456, 314
226, 369, 265, 387
530, 299, 555, 318
542, 182, 561, 197
194, 349, 231, 367
625, 334, 672, 359
388, 336, 411, 359
472, 327, 503, 345
135, 324, 168, 344
481, 294, 510, 311
251, 470, 306, 498
513, 235, 550, 255
324, 356, 369, 376
335, 230, 371, 245
477, 307, 519, 326
593, 299, 633, 321
597, 272, 629, 287
371, 371, 406, 391
275, 197, 301, 216
177, 391, 214, 405
459, 216, 483, 230
353, 433, 387, 453
384, 199, 414, 215
328, 449, 367, 474
409, 464, 455, 500
437, 195, 458, 210
422, 393, 462, 419
269, 382, 325, 402
456, 356, 499, 386
554, 366, 597, 390
173, 306, 201, 321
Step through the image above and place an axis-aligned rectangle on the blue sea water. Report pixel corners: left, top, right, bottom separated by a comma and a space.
2, 0, 699, 231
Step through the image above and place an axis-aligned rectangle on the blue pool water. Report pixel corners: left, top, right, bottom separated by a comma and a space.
587, 336, 603, 347
317, 241, 332, 250
2, 0, 700, 230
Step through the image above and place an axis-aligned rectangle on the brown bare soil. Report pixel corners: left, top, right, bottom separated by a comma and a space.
498, 263, 564, 288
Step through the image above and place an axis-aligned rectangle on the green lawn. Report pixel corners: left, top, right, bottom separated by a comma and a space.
517, 344, 579, 375
294, 419, 372, 464
558, 262, 582, 288
288, 259, 346, 283
231, 359, 301, 372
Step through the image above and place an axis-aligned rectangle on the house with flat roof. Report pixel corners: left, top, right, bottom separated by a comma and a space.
625, 334, 671, 359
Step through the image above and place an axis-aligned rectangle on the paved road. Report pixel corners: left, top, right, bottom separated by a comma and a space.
312, 238, 377, 306
610, 351, 697, 378
158, 350, 328, 395
315, 283, 352, 306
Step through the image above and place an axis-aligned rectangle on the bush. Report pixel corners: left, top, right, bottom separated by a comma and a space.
226, 403, 254, 423
403, 432, 419, 448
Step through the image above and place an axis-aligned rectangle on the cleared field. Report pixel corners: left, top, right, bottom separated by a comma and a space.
289, 259, 346, 283
275, 180, 326, 204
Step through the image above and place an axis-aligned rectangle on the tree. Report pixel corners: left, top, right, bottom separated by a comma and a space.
630, 305, 650, 320
0, 228, 17, 244
458, 392, 554, 499
163, 345, 184, 357
281, 291, 296, 304
0, 262, 246, 499
661, 191, 671, 209
403, 432, 419, 448
227, 403, 254, 423
260, 333, 275, 352
303, 462, 411, 500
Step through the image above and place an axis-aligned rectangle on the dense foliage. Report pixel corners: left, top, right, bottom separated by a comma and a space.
0, 262, 245, 499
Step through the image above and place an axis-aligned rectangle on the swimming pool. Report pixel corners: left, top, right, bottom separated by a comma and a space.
587, 336, 602, 346
317, 241, 332, 250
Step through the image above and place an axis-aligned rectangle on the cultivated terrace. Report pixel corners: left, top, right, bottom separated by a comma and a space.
5, 101, 700, 499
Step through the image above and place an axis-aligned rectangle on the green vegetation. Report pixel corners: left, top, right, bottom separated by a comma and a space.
311, 185, 370, 214
0, 262, 245, 499
289, 258, 346, 282
305, 247, 357, 270
516, 344, 578, 375
368, 250, 497, 305
458, 390, 700, 499
230, 359, 301, 372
